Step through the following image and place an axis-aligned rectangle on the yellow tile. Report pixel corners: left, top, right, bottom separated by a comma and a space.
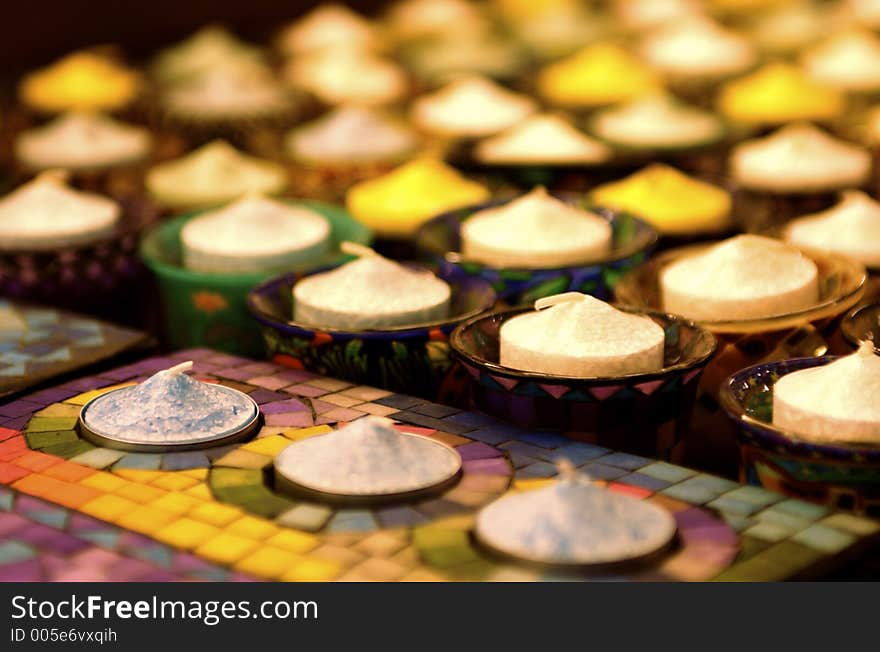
196, 533, 259, 565
116, 505, 177, 535
281, 558, 342, 582
65, 383, 135, 406
190, 502, 243, 527
284, 425, 333, 441
79, 471, 129, 493
80, 494, 138, 522
266, 530, 319, 554
115, 483, 166, 504
149, 492, 202, 516
513, 478, 554, 491
234, 547, 303, 580
153, 518, 220, 550
227, 516, 279, 541
152, 473, 199, 492
182, 468, 208, 480
241, 435, 293, 456
114, 469, 164, 483
185, 484, 213, 500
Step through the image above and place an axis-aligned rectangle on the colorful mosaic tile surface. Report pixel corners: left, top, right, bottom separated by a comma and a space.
0, 348, 878, 582
0, 301, 151, 400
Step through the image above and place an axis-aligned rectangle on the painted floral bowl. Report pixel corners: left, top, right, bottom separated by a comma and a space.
841, 301, 880, 353
614, 244, 867, 477
246, 268, 496, 401
139, 199, 371, 356
449, 306, 717, 460
414, 195, 657, 306
721, 356, 880, 516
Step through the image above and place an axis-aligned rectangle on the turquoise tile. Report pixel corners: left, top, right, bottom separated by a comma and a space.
721, 512, 755, 532
25, 508, 68, 530
112, 453, 162, 471
639, 462, 696, 483
773, 498, 831, 522
792, 524, 857, 554
721, 485, 782, 508
599, 452, 652, 470
0, 541, 35, 564
755, 509, 812, 532
69, 447, 126, 469
0, 490, 13, 512
80, 530, 120, 550
744, 521, 793, 543
708, 496, 764, 517
326, 510, 377, 533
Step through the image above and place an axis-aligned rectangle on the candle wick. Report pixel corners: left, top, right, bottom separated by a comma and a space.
340, 241, 380, 259
535, 292, 584, 311
166, 360, 194, 375
555, 458, 577, 481
35, 169, 70, 186
857, 340, 876, 357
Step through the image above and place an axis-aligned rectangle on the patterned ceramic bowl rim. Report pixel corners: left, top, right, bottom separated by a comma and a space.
720, 355, 880, 459
840, 301, 880, 352
615, 243, 867, 334
415, 194, 659, 272
246, 267, 497, 338
449, 305, 717, 385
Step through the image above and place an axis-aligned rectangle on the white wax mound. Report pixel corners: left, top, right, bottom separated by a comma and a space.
411, 76, 536, 137
461, 187, 612, 268
591, 94, 722, 149
16, 112, 152, 171
640, 16, 756, 78
773, 342, 880, 445
474, 114, 610, 165
660, 235, 819, 322
0, 172, 120, 251
274, 416, 462, 496
83, 364, 256, 444
729, 124, 871, 193
499, 293, 665, 377
785, 191, 880, 268
802, 31, 880, 91
163, 65, 288, 117
181, 195, 331, 274
286, 105, 418, 165
279, 4, 377, 55
475, 472, 677, 565
293, 250, 451, 329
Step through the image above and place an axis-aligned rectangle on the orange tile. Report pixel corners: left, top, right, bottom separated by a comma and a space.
13, 473, 100, 508
0, 461, 30, 484
0, 427, 20, 441
11, 450, 61, 472
11, 473, 55, 497
50, 482, 102, 509
0, 436, 27, 461
42, 461, 95, 483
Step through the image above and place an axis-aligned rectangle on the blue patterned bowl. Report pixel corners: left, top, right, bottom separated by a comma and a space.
449, 306, 716, 459
721, 357, 880, 516
246, 267, 496, 401
414, 195, 657, 305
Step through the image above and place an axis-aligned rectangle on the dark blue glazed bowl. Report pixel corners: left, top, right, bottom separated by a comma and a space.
450, 306, 716, 460
414, 195, 657, 305
721, 356, 880, 516
246, 267, 496, 401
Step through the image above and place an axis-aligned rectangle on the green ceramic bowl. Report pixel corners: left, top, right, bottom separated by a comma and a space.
140, 199, 372, 355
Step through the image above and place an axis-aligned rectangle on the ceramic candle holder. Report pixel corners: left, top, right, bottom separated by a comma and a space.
615, 246, 866, 476
449, 306, 716, 460
721, 356, 880, 516
246, 267, 496, 401
0, 195, 160, 327
139, 199, 371, 356
415, 196, 657, 306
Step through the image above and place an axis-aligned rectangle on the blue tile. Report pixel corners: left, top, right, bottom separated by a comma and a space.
327, 510, 378, 533
161, 451, 210, 471
541, 442, 609, 466
112, 454, 162, 471
579, 462, 628, 481
620, 472, 671, 492
514, 431, 572, 449
708, 496, 764, 517
0, 541, 35, 564
517, 461, 558, 478
639, 462, 696, 483
599, 452, 652, 470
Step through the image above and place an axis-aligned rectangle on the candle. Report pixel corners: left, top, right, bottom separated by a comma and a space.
274, 416, 461, 496
461, 187, 612, 268
80, 360, 259, 446
639, 16, 756, 81
385, 0, 487, 42
277, 4, 378, 56
773, 341, 880, 445
717, 63, 843, 126
729, 123, 871, 194
151, 25, 265, 85
537, 43, 661, 108
801, 29, 880, 93
0, 171, 120, 251
285, 105, 419, 166
345, 158, 489, 238
660, 235, 819, 322
145, 140, 288, 211
180, 193, 331, 273
475, 459, 677, 565
15, 112, 152, 172
293, 242, 451, 329
474, 114, 610, 166
589, 92, 724, 150
784, 191, 880, 267
750, 2, 836, 55
590, 164, 731, 235
500, 292, 665, 376
612, 0, 702, 31
18, 51, 142, 114
410, 75, 536, 138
